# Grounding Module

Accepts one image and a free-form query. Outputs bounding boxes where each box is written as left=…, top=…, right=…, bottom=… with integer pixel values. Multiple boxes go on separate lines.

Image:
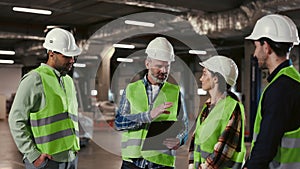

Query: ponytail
left=226, top=84, right=240, bottom=101
left=211, top=71, right=240, bottom=102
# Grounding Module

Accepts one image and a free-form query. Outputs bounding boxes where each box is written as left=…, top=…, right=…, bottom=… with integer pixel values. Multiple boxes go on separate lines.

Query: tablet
left=142, top=121, right=184, bottom=150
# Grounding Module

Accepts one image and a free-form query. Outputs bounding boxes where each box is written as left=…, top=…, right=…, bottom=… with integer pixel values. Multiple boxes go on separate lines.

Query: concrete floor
left=0, top=119, right=190, bottom=169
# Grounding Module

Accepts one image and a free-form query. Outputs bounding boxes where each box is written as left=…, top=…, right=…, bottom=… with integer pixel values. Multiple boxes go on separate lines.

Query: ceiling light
left=73, top=63, right=86, bottom=67
left=13, top=7, right=52, bottom=15
left=197, top=88, right=207, bottom=95
left=0, top=59, right=14, bottom=64
left=0, top=50, right=15, bottom=55
left=125, top=20, right=155, bottom=27
left=119, top=89, right=124, bottom=96
left=117, top=58, right=133, bottom=63
left=189, top=50, right=207, bottom=55
left=91, top=90, right=98, bottom=96
left=113, top=44, right=135, bottom=49
left=81, top=55, right=99, bottom=60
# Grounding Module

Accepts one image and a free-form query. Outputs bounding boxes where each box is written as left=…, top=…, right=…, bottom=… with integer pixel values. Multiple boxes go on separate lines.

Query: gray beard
left=149, top=72, right=167, bottom=84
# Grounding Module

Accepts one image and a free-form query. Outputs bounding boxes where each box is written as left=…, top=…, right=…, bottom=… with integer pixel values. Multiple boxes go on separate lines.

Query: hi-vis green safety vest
left=29, top=65, right=80, bottom=155
left=252, top=66, right=300, bottom=169
left=121, top=80, right=180, bottom=167
left=194, top=96, right=246, bottom=169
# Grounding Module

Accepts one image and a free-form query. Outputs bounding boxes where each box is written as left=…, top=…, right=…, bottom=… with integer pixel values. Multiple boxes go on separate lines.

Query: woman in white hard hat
left=244, top=14, right=300, bottom=169
left=189, top=55, right=246, bottom=169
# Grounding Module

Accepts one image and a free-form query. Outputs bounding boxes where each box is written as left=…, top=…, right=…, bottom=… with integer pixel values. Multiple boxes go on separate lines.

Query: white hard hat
left=200, top=55, right=238, bottom=87
left=43, top=28, right=82, bottom=57
left=245, top=14, right=300, bottom=45
left=145, top=37, right=175, bottom=62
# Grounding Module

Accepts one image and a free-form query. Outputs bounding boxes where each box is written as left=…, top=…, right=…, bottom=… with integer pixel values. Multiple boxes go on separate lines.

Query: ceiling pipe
left=0, top=32, right=44, bottom=41
left=96, top=0, right=203, bottom=13
left=0, top=31, right=86, bottom=56
left=186, top=0, right=300, bottom=38
left=3, top=0, right=300, bottom=58
left=101, top=0, right=300, bottom=38
left=2, top=0, right=300, bottom=42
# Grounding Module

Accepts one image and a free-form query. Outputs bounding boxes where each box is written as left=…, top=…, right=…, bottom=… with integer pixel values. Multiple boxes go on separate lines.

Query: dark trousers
left=24, top=156, right=78, bottom=169
left=121, top=160, right=173, bottom=169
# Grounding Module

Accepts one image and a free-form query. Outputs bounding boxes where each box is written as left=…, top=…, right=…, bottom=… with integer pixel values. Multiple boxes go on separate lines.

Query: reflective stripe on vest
left=252, top=66, right=300, bottom=168
left=30, top=112, right=78, bottom=127
left=30, top=66, right=80, bottom=155
left=121, top=80, right=180, bottom=167
left=194, top=96, right=246, bottom=169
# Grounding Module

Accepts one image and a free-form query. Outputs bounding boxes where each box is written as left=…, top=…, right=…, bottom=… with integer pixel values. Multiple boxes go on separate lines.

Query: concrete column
left=243, top=40, right=255, bottom=139
left=97, top=46, right=115, bottom=101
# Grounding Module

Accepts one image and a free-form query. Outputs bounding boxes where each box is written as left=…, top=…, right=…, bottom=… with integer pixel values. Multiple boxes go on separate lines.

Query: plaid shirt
left=115, top=75, right=188, bottom=169
left=189, top=99, right=242, bottom=169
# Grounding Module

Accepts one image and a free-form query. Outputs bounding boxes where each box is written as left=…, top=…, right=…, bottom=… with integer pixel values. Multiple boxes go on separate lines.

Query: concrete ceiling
left=0, top=0, right=299, bottom=65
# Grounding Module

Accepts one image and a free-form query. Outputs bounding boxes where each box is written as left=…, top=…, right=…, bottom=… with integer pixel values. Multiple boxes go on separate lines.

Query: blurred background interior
left=0, top=0, right=300, bottom=168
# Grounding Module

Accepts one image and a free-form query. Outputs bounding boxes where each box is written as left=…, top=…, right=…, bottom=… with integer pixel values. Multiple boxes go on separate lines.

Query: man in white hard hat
left=9, top=28, right=82, bottom=169
left=115, top=37, right=188, bottom=169
left=244, top=14, right=300, bottom=169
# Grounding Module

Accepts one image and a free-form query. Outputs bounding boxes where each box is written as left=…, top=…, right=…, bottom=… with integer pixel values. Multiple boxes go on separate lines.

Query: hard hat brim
left=61, top=49, right=82, bottom=57
left=43, top=43, right=82, bottom=57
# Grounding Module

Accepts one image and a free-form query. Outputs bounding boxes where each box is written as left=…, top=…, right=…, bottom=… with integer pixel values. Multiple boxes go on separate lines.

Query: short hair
left=258, top=38, right=293, bottom=57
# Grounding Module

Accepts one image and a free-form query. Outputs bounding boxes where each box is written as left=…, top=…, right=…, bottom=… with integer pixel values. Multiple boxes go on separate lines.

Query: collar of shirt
left=41, top=63, right=62, bottom=77
left=142, top=74, right=164, bottom=105
left=267, top=59, right=291, bottom=82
